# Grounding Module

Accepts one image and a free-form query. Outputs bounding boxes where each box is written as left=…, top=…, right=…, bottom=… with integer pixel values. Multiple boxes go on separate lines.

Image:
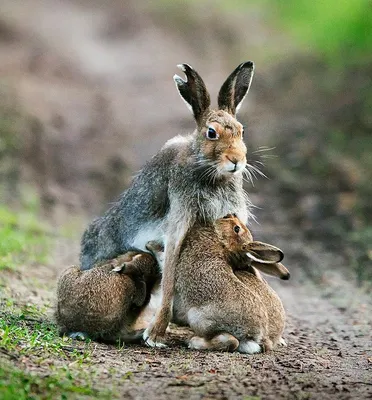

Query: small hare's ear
left=146, top=240, right=164, bottom=253
left=218, top=61, right=255, bottom=116
left=245, top=241, right=284, bottom=264
left=174, top=64, right=211, bottom=125
left=146, top=240, right=165, bottom=265
left=111, top=264, right=125, bottom=273
left=251, top=261, right=290, bottom=280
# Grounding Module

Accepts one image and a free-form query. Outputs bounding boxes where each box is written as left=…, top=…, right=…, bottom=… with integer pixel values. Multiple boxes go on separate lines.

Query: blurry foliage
left=349, top=228, right=372, bottom=287
left=269, top=0, right=372, bottom=66
left=158, top=0, right=372, bottom=66
left=0, top=190, right=50, bottom=270
left=0, top=87, right=23, bottom=202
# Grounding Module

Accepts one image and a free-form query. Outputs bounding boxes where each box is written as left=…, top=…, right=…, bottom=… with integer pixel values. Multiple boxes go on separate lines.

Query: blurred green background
left=0, top=0, right=371, bottom=285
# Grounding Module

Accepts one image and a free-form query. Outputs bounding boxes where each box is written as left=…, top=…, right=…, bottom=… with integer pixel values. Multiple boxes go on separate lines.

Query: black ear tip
left=240, top=61, right=255, bottom=70
left=177, top=63, right=194, bottom=73
left=281, top=272, right=290, bottom=280
left=278, top=251, right=284, bottom=262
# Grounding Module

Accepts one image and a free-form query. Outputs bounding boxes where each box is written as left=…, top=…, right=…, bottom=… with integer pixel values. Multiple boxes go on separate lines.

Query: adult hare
left=81, top=62, right=255, bottom=346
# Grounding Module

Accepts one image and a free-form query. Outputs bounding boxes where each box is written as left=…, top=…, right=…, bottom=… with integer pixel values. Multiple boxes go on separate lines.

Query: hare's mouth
left=220, top=159, right=246, bottom=175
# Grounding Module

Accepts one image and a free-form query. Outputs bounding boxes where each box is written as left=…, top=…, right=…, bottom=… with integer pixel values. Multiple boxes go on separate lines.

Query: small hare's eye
left=206, top=127, right=219, bottom=140
left=234, top=225, right=240, bottom=234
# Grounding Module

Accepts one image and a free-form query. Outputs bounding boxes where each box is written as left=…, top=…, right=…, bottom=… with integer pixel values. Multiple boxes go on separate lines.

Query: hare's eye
left=234, top=225, right=240, bottom=234
left=206, top=127, right=219, bottom=140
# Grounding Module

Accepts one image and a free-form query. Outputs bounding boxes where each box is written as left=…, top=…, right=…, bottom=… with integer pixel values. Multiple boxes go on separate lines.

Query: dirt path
left=0, top=1, right=371, bottom=398
left=1, top=242, right=371, bottom=400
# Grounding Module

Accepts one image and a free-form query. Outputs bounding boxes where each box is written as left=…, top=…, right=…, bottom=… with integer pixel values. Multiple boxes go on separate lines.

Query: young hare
left=80, top=62, right=256, bottom=346
left=55, top=251, right=159, bottom=342
left=160, top=214, right=288, bottom=353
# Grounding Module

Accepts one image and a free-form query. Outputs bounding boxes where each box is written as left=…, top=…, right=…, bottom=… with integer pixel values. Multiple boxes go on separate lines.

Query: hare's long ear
left=245, top=241, right=284, bottom=264
left=251, top=261, right=290, bottom=280
left=174, top=64, right=211, bottom=126
left=218, top=61, right=255, bottom=116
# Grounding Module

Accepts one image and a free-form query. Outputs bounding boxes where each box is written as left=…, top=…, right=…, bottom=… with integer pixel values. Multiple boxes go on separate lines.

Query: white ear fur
left=173, top=63, right=211, bottom=123
left=218, top=61, right=255, bottom=116
left=173, top=74, right=193, bottom=114
left=111, top=266, right=124, bottom=273
left=245, top=252, right=277, bottom=264
left=235, top=66, right=254, bottom=113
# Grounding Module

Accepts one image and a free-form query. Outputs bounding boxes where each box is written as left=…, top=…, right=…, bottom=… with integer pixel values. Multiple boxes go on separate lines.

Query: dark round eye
left=206, top=127, right=219, bottom=140
left=234, top=225, right=240, bottom=234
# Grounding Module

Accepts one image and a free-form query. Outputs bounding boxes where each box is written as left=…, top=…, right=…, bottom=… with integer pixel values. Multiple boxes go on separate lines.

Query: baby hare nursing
left=163, top=214, right=288, bottom=354
left=56, top=216, right=287, bottom=352
left=55, top=252, right=159, bottom=342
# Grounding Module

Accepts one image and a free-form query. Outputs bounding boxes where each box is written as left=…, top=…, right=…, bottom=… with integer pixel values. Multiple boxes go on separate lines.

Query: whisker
left=245, top=163, right=268, bottom=180
left=252, top=146, right=276, bottom=154
left=243, top=168, right=254, bottom=186
left=252, top=160, right=265, bottom=167
left=258, top=153, right=277, bottom=160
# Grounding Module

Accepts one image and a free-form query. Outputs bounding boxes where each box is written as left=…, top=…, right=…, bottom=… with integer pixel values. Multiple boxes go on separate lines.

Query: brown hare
left=55, top=251, right=160, bottom=342
left=146, top=214, right=288, bottom=354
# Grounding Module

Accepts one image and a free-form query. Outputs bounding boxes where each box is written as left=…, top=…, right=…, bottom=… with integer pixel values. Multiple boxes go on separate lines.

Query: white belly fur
left=128, top=222, right=164, bottom=251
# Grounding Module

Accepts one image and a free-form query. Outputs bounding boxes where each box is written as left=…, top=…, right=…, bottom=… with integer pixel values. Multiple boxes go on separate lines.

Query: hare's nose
left=227, top=156, right=239, bottom=165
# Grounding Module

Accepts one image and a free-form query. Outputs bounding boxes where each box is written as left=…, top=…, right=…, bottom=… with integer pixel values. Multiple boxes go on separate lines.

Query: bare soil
left=2, top=245, right=371, bottom=400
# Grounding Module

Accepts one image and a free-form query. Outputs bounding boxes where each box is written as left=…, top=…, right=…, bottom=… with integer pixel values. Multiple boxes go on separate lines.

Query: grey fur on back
left=80, top=62, right=255, bottom=271
left=81, top=136, right=251, bottom=270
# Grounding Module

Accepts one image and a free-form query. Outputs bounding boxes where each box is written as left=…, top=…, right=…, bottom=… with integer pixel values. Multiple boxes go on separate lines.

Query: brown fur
left=199, top=110, right=247, bottom=172
left=169, top=215, right=287, bottom=353
left=55, top=252, right=160, bottom=342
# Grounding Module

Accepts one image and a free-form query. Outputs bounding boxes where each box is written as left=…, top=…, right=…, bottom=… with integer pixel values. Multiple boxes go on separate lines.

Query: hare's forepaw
left=143, top=314, right=169, bottom=348
left=68, top=331, right=90, bottom=341
left=143, top=301, right=171, bottom=348
left=143, top=326, right=168, bottom=348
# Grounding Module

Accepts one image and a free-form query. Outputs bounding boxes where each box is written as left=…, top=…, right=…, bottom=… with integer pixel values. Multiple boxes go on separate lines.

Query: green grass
left=0, top=300, right=115, bottom=399
left=0, top=300, right=91, bottom=361
left=0, top=361, right=107, bottom=400
left=0, top=192, right=116, bottom=398
left=0, top=201, right=50, bottom=271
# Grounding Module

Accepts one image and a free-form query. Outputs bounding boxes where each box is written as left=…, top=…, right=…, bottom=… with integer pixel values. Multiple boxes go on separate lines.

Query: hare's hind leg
left=189, top=333, right=239, bottom=352
left=237, top=340, right=262, bottom=354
